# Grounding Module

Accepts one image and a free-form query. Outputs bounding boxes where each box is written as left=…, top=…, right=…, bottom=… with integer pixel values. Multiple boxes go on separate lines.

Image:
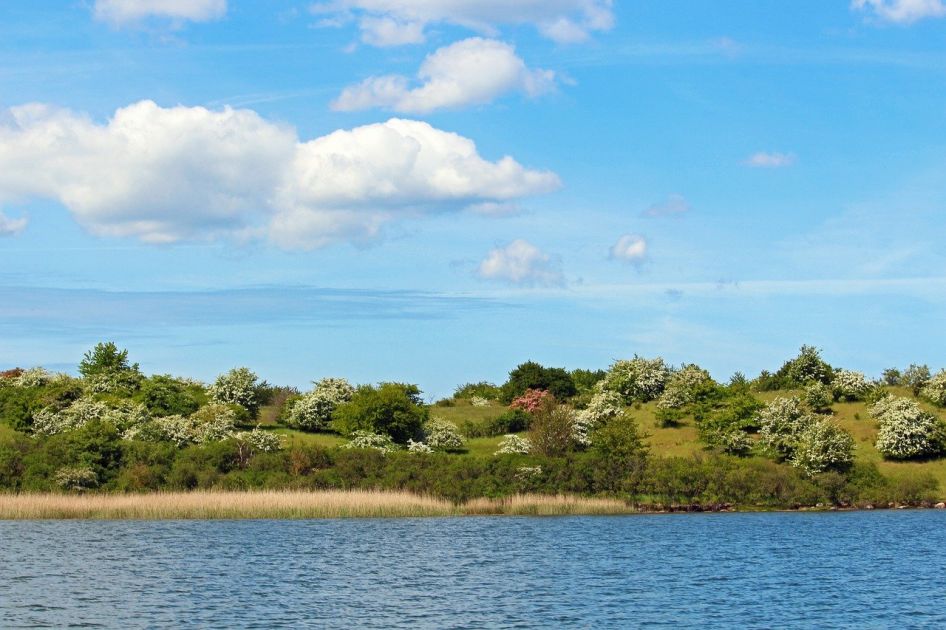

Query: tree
left=601, top=356, right=670, bottom=404
left=135, top=375, right=202, bottom=417
left=499, top=361, right=577, bottom=404
left=423, top=417, right=465, bottom=451
left=589, top=411, right=647, bottom=490
left=287, top=378, right=355, bottom=431
left=791, top=420, right=854, bottom=476
left=332, top=383, right=428, bottom=444
left=776, top=345, right=833, bottom=387
left=528, top=397, right=576, bottom=457
left=804, top=382, right=832, bottom=413
left=872, top=395, right=946, bottom=460
left=831, top=369, right=870, bottom=402
left=757, top=396, right=817, bottom=460
left=209, top=367, right=261, bottom=418
left=920, top=369, right=946, bottom=406
left=78, top=342, right=135, bottom=378
left=901, top=364, right=931, bottom=397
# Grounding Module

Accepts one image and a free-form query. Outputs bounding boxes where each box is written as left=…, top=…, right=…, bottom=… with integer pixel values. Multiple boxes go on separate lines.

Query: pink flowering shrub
left=510, top=389, right=554, bottom=413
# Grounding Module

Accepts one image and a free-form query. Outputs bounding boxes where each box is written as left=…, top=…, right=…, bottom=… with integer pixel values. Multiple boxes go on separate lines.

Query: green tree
left=528, top=397, right=576, bottom=457
left=332, top=383, right=428, bottom=444
left=500, top=361, right=577, bottom=404
left=78, top=342, right=136, bottom=378
left=209, top=367, right=262, bottom=418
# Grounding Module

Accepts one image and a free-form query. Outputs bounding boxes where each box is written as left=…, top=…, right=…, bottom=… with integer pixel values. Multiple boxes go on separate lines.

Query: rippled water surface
left=1, top=511, right=944, bottom=628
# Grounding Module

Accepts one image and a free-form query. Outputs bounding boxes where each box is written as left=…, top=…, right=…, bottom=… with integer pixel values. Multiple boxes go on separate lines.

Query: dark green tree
left=332, top=383, right=428, bottom=444
left=500, top=361, right=577, bottom=403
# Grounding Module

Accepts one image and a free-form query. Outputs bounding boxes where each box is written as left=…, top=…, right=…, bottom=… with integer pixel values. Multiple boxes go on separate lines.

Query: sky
left=1, top=0, right=946, bottom=398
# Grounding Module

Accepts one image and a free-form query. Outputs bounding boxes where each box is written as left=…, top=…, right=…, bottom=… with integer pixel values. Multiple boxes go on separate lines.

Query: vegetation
left=2, top=343, right=946, bottom=516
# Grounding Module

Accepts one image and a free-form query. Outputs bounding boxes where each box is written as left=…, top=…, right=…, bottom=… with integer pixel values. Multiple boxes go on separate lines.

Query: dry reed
left=0, top=491, right=638, bottom=520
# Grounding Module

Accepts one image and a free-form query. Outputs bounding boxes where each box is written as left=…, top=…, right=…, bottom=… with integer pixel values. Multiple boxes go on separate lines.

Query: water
left=1, top=511, right=944, bottom=628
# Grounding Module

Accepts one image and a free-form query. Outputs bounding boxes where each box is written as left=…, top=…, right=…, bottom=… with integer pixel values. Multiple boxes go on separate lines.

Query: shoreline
left=1, top=490, right=944, bottom=520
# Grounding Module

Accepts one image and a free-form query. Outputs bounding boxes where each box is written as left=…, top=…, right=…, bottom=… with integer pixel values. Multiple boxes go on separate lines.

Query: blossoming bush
left=407, top=439, right=434, bottom=453
left=424, top=417, right=465, bottom=451
left=209, top=367, right=261, bottom=417
left=920, top=369, right=946, bottom=406
left=341, top=430, right=396, bottom=453
left=790, top=419, right=854, bottom=476
left=510, top=388, right=553, bottom=413
left=12, top=367, right=54, bottom=388
left=54, top=466, right=99, bottom=491
left=287, top=377, right=355, bottom=430
left=872, top=395, right=946, bottom=460
left=470, top=396, right=490, bottom=408
left=602, top=356, right=670, bottom=403
left=495, top=434, right=532, bottom=455
left=757, top=396, right=817, bottom=459
left=707, top=428, right=753, bottom=456
left=656, top=364, right=714, bottom=410
left=831, top=369, right=870, bottom=402
left=573, top=388, right=623, bottom=446
left=234, top=427, right=282, bottom=453
left=32, top=398, right=150, bottom=437
left=804, top=382, right=832, bottom=413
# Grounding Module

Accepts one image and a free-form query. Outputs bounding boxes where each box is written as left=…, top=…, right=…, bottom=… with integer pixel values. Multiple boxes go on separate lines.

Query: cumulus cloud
left=94, top=0, right=228, bottom=26
left=851, top=0, right=946, bottom=23
left=0, top=210, right=27, bottom=236
left=333, top=38, right=556, bottom=114
left=745, top=152, right=796, bottom=168
left=643, top=194, right=690, bottom=217
left=610, top=234, right=647, bottom=265
left=477, top=239, right=564, bottom=286
left=310, top=0, right=614, bottom=46
left=0, top=101, right=560, bottom=249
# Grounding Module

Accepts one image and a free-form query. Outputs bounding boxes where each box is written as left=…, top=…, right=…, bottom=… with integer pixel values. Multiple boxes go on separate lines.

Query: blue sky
left=2, top=0, right=945, bottom=398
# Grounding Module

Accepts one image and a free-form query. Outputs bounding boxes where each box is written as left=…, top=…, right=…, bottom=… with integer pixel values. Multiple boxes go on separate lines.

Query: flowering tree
left=288, top=377, right=355, bottom=430
left=920, top=369, right=946, bottom=406
left=757, top=396, right=817, bottom=459
left=32, top=398, right=150, bottom=437
left=872, top=395, right=946, bottom=460
left=779, top=345, right=833, bottom=386
left=341, top=430, right=396, bottom=453
left=601, top=356, right=670, bottom=403
left=804, top=382, right=832, bottom=413
left=573, top=388, right=624, bottom=446
left=656, top=364, right=714, bottom=410
left=831, top=369, right=870, bottom=402
left=407, top=439, right=434, bottom=453
left=902, top=364, right=931, bottom=396
left=209, top=367, right=261, bottom=417
left=54, top=466, right=98, bottom=492
left=510, top=388, right=554, bottom=413
left=424, top=417, right=465, bottom=451
left=790, top=419, right=855, bottom=476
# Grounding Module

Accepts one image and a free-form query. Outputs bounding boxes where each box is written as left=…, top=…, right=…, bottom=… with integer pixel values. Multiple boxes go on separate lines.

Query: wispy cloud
left=744, top=152, right=796, bottom=168
left=643, top=194, right=690, bottom=217
left=477, top=240, right=564, bottom=287
left=852, top=0, right=946, bottom=24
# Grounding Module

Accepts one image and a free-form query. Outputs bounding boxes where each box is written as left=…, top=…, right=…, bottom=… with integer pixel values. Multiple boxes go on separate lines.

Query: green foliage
left=570, top=369, right=606, bottom=394
left=459, top=409, right=530, bottom=438
left=601, top=356, right=670, bottom=404
left=528, top=398, right=576, bottom=457
left=499, top=361, right=577, bottom=404
left=902, top=364, right=931, bottom=396
left=79, top=342, right=135, bottom=378
left=209, top=367, right=262, bottom=418
left=587, top=411, right=647, bottom=491
left=332, top=383, right=428, bottom=444
left=287, top=378, right=355, bottom=431
left=135, top=375, right=203, bottom=417
left=882, top=368, right=902, bottom=386
left=805, top=382, right=833, bottom=413
left=777, top=345, right=834, bottom=387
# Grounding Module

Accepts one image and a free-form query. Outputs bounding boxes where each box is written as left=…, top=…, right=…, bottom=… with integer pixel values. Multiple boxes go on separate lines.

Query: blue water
left=1, top=511, right=944, bottom=628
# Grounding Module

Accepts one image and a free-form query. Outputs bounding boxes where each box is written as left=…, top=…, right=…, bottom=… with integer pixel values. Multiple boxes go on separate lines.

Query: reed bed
left=0, top=491, right=638, bottom=520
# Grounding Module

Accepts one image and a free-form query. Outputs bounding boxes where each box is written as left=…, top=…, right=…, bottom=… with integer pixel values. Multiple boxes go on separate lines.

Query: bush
left=79, top=342, right=142, bottom=395
left=135, top=375, right=203, bottom=417
left=287, top=378, right=355, bottom=431
left=757, top=396, right=817, bottom=460
left=790, top=419, right=854, bottom=476
left=777, top=345, right=833, bottom=387
left=656, top=364, right=714, bottom=410
left=574, top=388, right=624, bottom=446
left=209, top=367, right=262, bottom=418
left=697, top=392, right=763, bottom=442
left=831, top=369, right=870, bottom=402
left=882, top=368, right=902, bottom=386
left=601, top=356, right=670, bottom=404
left=902, top=364, right=931, bottom=396
left=528, top=399, right=576, bottom=457
left=332, top=383, right=428, bottom=444
left=500, top=362, right=577, bottom=404
left=423, top=417, right=465, bottom=451
left=495, top=434, right=531, bottom=455
left=510, top=388, right=554, bottom=413
left=341, top=431, right=396, bottom=453
left=920, top=369, right=946, bottom=406
left=872, top=396, right=946, bottom=460
left=460, top=410, right=531, bottom=438
left=454, top=382, right=501, bottom=400
left=54, top=466, right=99, bottom=492
left=805, top=382, right=833, bottom=412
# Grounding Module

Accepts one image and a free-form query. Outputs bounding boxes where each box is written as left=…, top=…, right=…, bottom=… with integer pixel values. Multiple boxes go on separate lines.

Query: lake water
left=1, top=511, right=944, bottom=628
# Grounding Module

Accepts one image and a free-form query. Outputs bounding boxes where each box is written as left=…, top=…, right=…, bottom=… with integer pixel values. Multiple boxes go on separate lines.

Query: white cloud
left=852, top=0, right=946, bottom=23
left=745, top=151, right=796, bottom=168
left=0, top=210, right=27, bottom=236
left=610, top=234, right=647, bottom=265
left=0, top=101, right=559, bottom=250
left=643, top=194, right=690, bottom=217
left=477, top=239, right=564, bottom=286
left=94, top=0, right=227, bottom=26
left=310, top=0, right=614, bottom=46
left=333, top=38, right=556, bottom=114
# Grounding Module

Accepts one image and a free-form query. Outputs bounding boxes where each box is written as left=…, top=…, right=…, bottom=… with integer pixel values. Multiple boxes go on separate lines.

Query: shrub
left=790, top=420, right=855, bottom=476
left=697, top=393, right=763, bottom=440
left=144, top=404, right=237, bottom=447
left=805, top=382, right=833, bottom=412
left=470, top=396, right=490, bottom=408
left=588, top=411, right=648, bottom=489
left=920, top=369, right=946, bottom=406
left=341, top=431, right=396, bottom=453
left=332, top=383, right=428, bottom=444
left=233, top=427, right=282, bottom=453
left=872, top=396, right=946, bottom=460
left=902, top=364, right=931, bottom=396
left=573, top=388, right=624, bottom=446
left=499, top=361, right=577, bottom=404
left=656, top=364, right=714, bottom=410
left=709, top=429, right=753, bottom=456
left=777, top=345, right=833, bottom=387
left=407, top=439, right=434, bottom=453
left=135, top=375, right=203, bottom=417
left=495, top=434, right=532, bottom=455
left=454, top=381, right=501, bottom=400
left=757, top=396, right=817, bottom=460
left=882, top=368, right=902, bottom=386
left=831, top=369, right=870, bottom=402
left=601, top=356, right=670, bottom=404
left=424, top=417, right=465, bottom=451
left=54, top=465, right=98, bottom=491
left=288, top=378, right=355, bottom=431
left=510, top=388, right=554, bottom=413
left=13, top=367, right=55, bottom=388
left=209, top=367, right=262, bottom=418
left=32, top=398, right=150, bottom=437
left=528, top=399, right=576, bottom=457
left=79, top=342, right=142, bottom=395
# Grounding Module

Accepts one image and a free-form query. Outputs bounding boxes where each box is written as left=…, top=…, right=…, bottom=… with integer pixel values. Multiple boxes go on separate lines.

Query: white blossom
left=407, top=439, right=434, bottom=453
left=920, top=369, right=946, bottom=406
left=288, top=377, right=355, bottom=430
left=602, top=356, right=670, bottom=403
left=424, top=417, right=465, bottom=451
left=831, top=369, right=870, bottom=401
left=573, top=388, right=623, bottom=446
left=790, top=419, right=855, bottom=476
left=872, top=395, right=946, bottom=460
left=495, top=434, right=532, bottom=455
left=757, top=396, right=817, bottom=459
left=342, top=430, right=397, bottom=453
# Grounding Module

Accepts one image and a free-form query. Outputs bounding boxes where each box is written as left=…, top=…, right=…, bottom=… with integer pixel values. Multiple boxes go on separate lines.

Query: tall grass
left=0, top=491, right=636, bottom=520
